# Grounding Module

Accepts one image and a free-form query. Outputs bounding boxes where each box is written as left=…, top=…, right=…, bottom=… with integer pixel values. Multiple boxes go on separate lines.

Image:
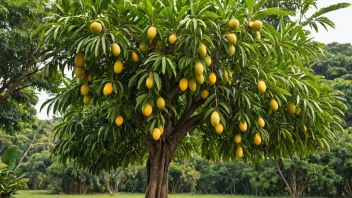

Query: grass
left=14, top=190, right=285, bottom=198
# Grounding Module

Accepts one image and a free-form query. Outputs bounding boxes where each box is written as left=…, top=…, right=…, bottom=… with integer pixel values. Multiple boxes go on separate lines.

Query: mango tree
left=36, top=0, right=347, bottom=197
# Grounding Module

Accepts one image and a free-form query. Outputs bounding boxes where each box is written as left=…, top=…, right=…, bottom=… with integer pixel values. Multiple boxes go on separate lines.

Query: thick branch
left=165, top=87, right=179, bottom=100
left=162, top=73, right=170, bottom=93
left=0, top=47, right=47, bottom=102
left=0, top=69, right=39, bottom=102
left=175, top=98, right=203, bottom=130
left=143, top=133, right=155, bottom=159
left=174, top=111, right=207, bottom=142
left=0, top=76, right=24, bottom=102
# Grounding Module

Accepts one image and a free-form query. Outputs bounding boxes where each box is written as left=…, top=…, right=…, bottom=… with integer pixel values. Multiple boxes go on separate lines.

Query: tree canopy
left=311, top=43, right=352, bottom=126
left=0, top=0, right=63, bottom=132
left=36, top=0, right=349, bottom=197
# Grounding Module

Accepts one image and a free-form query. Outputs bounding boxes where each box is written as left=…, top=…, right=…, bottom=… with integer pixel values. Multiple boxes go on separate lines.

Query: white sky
left=310, top=0, right=352, bottom=44
left=34, top=0, right=352, bottom=120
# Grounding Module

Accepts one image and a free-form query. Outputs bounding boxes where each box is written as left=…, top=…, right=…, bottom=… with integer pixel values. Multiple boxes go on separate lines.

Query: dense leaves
left=0, top=0, right=63, bottom=132
left=0, top=149, right=28, bottom=198
left=311, top=43, right=352, bottom=126
left=36, top=0, right=349, bottom=177
left=0, top=88, right=38, bottom=134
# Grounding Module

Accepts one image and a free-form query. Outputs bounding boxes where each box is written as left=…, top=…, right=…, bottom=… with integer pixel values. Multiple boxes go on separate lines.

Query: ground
left=14, top=191, right=288, bottom=198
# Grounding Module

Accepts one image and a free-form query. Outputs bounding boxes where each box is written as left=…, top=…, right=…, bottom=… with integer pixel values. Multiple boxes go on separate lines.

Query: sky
left=309, top=0, right=352, bottom=44
left=34, top=0, right=352, bottom=120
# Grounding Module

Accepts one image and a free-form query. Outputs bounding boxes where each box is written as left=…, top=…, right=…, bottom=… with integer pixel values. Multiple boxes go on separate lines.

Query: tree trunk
left=145, top=138, right=176, bottom=198
left=115, top=179, right=119, bottom=194
left=275, top=161, right=294, bottom=197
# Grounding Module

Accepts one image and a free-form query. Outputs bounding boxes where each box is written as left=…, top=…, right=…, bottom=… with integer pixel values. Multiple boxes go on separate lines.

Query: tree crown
left=37, top=0, right=347, bottom=174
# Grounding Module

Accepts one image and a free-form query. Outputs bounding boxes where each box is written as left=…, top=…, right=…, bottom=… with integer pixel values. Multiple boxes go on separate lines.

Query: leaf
left=311, top=3, right=351, bottom=18
left=254, top=0, right=267, bottom=13
left=137, top=73, right=149, bottom=90
left=204, top=108, right=214, bottom=120
left=203, top=93, right=215, bottom=108
left=101, top=35, right=107, bottom=54
left=31, top=23, right=57, bottom=38
left=2, top=148, right=18, bottom=170
left=166, top=58, right=176, bottom=77
left=161, top=57, right=166, bottom=74
left=254, top=8, right=295, bottom=20
left=153, top=72, right=161, bottom=91
left=245, top=0, right=256, bottom=13
left=273, top=87, right=291, bottom=96
left=135, top=94, right=148, bottom=109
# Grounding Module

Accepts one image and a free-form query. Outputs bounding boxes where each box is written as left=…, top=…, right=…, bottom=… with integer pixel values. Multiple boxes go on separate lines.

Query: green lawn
left=14, top=190, right=284, bottom=198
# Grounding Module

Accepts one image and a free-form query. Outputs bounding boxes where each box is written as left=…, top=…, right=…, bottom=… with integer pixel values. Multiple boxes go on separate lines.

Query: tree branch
left=174, top=97, right=203, bottom=131
left=162, top=73, right=170, bottom=93
left=0, top=46, right=52, bottom=102
left=15, top=84, right=36, bottom=92
left=174, top=111, right=207, bottom=142
left=0, top=75, right=24, bottom=102
left=143, top=133, right=155, bottom=158
left=276, top=160, right=293, bottom=196
left=0, top=64, right=9, bottom=88
left=165, top=87, right=180, bottom=100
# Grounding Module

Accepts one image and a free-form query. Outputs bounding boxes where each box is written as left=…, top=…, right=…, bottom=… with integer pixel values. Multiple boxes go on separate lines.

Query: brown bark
left=0, top=48, right=50, bottom=103
left=143, top=77, right=208, bottom=198
left=145, top=129, right=178, bottom=198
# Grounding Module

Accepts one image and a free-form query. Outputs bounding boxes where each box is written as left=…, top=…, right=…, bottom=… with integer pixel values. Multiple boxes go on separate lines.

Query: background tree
left=0, top=0, right=63, bottom=133
left=36, top=0, right=349, bottom=197
left=0, top=0, right=62, bottom=101
left=0, top=88, right=38, bottom=134
left=1, top=120, right=351, bottom=196
left=317, top=128, right=352, bottom=196
left=311, top=43, right=352, bottom=126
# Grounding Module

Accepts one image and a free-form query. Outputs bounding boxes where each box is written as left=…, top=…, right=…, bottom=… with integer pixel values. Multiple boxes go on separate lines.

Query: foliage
left=0, top=0, right=63, bottom=132
left=241, top=161, right=281, bottom=196
left=168, top=163, right=200, bottom=193
left=2, top=118, right=352, bottom=196
left=311, top=43, right=352, bottom=126
left=37, top=0, right=348, bottom=175
left=316, top=128, right=352, bottom=196
left=1, top=149, right=18, bottom=170
left=265, top=0, right=351, bottom=31
left=20, top=151, right=54, bottom=190
left=0, top=149, right=28, bottom=198
left=11, top=191, right=257, bottom=198
left=0, top=89, right=38, bottom=134
left=46, top=162, right=101, bottom=194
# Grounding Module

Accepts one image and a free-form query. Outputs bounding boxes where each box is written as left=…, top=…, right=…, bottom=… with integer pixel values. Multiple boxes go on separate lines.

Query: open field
left=14, top=191, right=287, bottom=198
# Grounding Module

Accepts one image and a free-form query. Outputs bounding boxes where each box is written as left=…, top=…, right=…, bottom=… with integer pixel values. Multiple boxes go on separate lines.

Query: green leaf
left=153, top=72, right=161, bottom=91
left=311, top=3, right=351, bottom=18
left=245, top=0, right=256, bottom=13
left=135, top=94, right=148, bottom=109
left=31, top=23, right=57, bottom=38
left=2, top=148, right=18, bottom=170
left=137, top=73, right=149, bottom=90
left=273, top=87, right=291, bottom=96
left=254, top=0, right=267, bottom=13
left=254, top=8, right=295, bottom=20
